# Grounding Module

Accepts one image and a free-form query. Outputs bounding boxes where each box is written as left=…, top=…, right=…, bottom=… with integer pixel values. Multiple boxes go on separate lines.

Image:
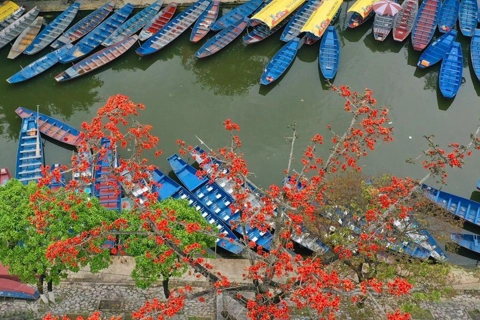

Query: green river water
left=0, top=5, right=480, bottom=263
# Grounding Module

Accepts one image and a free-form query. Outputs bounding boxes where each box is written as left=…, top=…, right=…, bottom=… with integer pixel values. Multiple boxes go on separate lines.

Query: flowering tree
left=36, top=89, right=480, bottom=320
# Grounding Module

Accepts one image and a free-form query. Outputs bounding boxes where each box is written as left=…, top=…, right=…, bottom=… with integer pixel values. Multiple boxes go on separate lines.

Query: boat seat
left=475, top=235, right=479, bottom=247
left=19, top=162, right=42, bottom=168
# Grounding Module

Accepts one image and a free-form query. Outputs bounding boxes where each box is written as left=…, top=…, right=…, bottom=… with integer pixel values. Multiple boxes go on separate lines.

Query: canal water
left=1, top=5, right=480, bottom=264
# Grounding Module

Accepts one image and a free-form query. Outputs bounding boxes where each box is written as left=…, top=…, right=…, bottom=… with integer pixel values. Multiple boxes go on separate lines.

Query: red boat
left=190, top=1, right=220, bottom=43
left=0, top=168, right=11, bottom=185
left=138, top=3, right=178, bottom=42
left=0, top=263, right=20, bottom=281
left=392, top=0, right=419, bottom=42
left=0, top=278, right=39, bottom=300
left=411, top=0, right=441, bottom=51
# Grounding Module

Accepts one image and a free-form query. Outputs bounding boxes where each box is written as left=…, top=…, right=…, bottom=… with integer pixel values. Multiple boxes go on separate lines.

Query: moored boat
left=417, top=29, right=457, bottom=68
left=301, top=0, right=343, bottom=43
left=0, top=6, right=40, bottom=50
left=7, top=16, right=43, bottom=59
left=437, top=0, right=459, bottom=33
left=15, top=116, right=44, bottom=185
left=319, top=26, right=340, bottom=80
left=260, top=37, right=300, bottom=85
left=150, top=168, right=244, bottom=254
left=102, top=0, right=162, bottom=46
left=49, top=163, right=66, bottom=191
left=243, top=16, right=289, bottom=44
left=0, top=168, right=11, bottom=186
left=346, top=0, right=375, bottom=28
left=94, top=138, right=121, bottom=212
left=136, top=0, right=210, bottom=56
left=190, top=0, right=220, bottom=43
left=0, top=1, right=25, bottom=32
left=459, top=0, right=478, bottom=37
left=60, top=3, right=134, bottom=64
left=50, top=1, right=115, bottom=49
left=195, top=18, right=248, bottom=58
left=392, top=0, right=418, bottom=42
left=15, top=106, right=83, bottom=147
left=250, top=0, right=306, bottom=31
left=72, top=148, right=93, bottom=196
left=6, top=44, right=72, bottom=84
left=55, top=35, right=138, bottom=82
left=471, top=29, right=480, bottom=82
left=24, top=2, right=80, bottom=55
left=438, top=41, right=462, bottom=98
left=138, top=3, right=177, bottom=41
left=0, top=278, right=39, bottom=300
left=280, top=0, right=322, bottom=42
left=411, top=0, right=441, bottom=51
left=451, top=233, right=480, bottom=254
left=372, top=14, right=395, bottom=41
left=211, top=0, right=263, bottom=31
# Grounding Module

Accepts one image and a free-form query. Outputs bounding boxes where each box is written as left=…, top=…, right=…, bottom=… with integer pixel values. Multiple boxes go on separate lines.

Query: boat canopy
left=251, top=0, right=307, bottom=29
left=347, top=0, right=375, bottom=18
left=301, top=0, right=343, bottom=36
left=0, top=1, right=20, bottom=21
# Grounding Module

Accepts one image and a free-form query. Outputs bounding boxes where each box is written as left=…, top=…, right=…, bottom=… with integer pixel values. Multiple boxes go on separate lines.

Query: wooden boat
left=102, top=0, right=162, bottom=46
left=15, top=106, right=83, bottom=147
left=243, top=16, right=289, bottom=44
left=451, top=233, right=480, bottom=254
left=439, top=42, right=462, bottom=98
left=411, top=0, right=441, bottom=51
left=372, top=14, right=394, bottom=41
left=6, top=44, right=72, bottom=84
left=392, top=0, right=418, bottom=42
left=459, top=0, right=478, bottom=37
left=0, top=263, right=20, bottom=281
left=260, top=37, right=300, bottom=85
left=138, top=3, right=177, bottom=42
left=471, top=29, right=480, bottom=82
left=7, top=16, right=43, bottom=59
left=94, top=138, right=121, bottom=212
left=24, top=3, right=80, bottom=55
left=437, top=0, right=459, bottom=33
left=60, top=3, right=134, bottom=64
left=0, top=1, right=25, bottom=32
left=195, top=18, right=248, bottom=58
left=250, top=0, right=306, bottom=30
left=15, top=116, right=44, bottom=185
left=0, top=6, right=40, bottom=50
left=167, top=154, right=274, bottom=250
left=422, top=184, right=480, bottom=226
left=280, top=0, right=322, bottom=42
left=302, top=0, right=343, bottom=44
left=346, top=0, right=375, bottom=28
left=417, top=30, right=457, bottom=68
left=72, top=149, right=93, bottom=196
left=319, top=26, right=340, bottom=80
left=150, top=168, right=244, bottom=254
left=55, top=35, right=138, bottom=82
left=211, top=0, right=263, bottom=31
left=190, top=0, right=220, bottom=43
left=50, top=1, right=115, bottom=49
left=0, top=168, right=11, bottom=186
left=49, top=163, right=66, bottom=191
left=0, top=278, right=39, bottom=300
left=136, top=0, right=210, bottom=56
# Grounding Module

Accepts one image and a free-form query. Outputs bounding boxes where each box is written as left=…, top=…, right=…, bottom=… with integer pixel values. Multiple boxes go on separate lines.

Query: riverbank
left=15, top=0, right=245, bottom=12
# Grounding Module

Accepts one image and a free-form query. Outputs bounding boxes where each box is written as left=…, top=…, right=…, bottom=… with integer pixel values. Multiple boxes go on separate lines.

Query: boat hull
left=411, top=0, right=441, bottom=51
left=190, top=0, right=220, bottom=43
left=260, top=38, right=300, bottom=85
left=439, top=42, right=462, bottom=98
left=392, top=0, right=419, bottom=42
left=319, top=26, right=340, bottom=79
left=471, top=29, right=480, bottom=82
left=15, top=116, right=44, bottom=185
left=417, top=30, right=457, bottom=68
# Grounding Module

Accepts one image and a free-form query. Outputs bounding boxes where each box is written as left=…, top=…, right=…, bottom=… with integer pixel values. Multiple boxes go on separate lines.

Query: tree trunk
left=162, top=278, right=170, bottom=299
left=36, top=274, right=45, bottom=294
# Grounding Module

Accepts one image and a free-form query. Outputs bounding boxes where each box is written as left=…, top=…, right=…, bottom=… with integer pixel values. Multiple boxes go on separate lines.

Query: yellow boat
left=301, top=0, right=343, bottom=38
left=0, top=1, right=20, bottom=21
left=346, top=0, right=376, bottom=28
left=251, top=0, right=307, bottom=29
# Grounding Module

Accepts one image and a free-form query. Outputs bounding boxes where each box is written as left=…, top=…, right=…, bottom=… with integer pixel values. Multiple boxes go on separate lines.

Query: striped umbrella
left=372, top=0, right=402, bottom=16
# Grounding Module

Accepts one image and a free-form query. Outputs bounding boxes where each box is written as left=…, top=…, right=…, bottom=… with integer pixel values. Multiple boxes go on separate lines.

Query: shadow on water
left=297, top=43, right=318, bottom=63
left=258, top=60, right=300, bottom=96
left=414, top=65, right=439, bottom=93
left=445, top=242, right=480, bottom=264
left=470, top=190, right=480, bottom=203
left=341, top=23, right=371, bottom=43
left=406, top=44, right=422, bottom=67
left=436, top=87, right=454, bottom=111
left=468, top=63, right=480, bottom=96
left=363, top=34, right=405, bottom=54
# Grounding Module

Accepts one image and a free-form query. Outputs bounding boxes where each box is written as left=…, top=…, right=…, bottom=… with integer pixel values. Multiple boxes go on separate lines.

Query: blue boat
left=102, top=0, right=162, bottom=46
left=437, top=0, right=459, bottom=33
left=422, top=184, right=480, bottom=226
left=210, top=0, right=263, bottom=31
left=60, top=3, right=134, bottom=64
left=417, top=29, right=457, bottom=68
left=471, top=29, right=480, bottom=82
left=150, top=168, right=244, bottom=254
left=280, top=0, right=322, bottom=42
left=411, top=0, right=441, bottom=51
left=195, top=18, right=248, bottom=58
left=439, top=41, right=463, bottom=98
left=49, top=163, right=66, bottom=191
left=451, top=233, right=480, bottom=254
left=72, top=148, right=93, bottom=196
left=260, top=37, right=300, bottom=85
left=94, top=138, right=122, bottom=212
left=51, top=1, right=115, bottom=49
left=167, top=154, right=274, bottom=251
left=459, top=0, right=478, bottom=37
left=24, top=2, right=81, bottom=55
left=15, top=116, right=44, bottom=185
left=0, top=278, right=39, bottom=300
left=190, top=0, right=220, bottom=43
left=15, top=106, right=83, bottom=147
left=319, top=26, right=340, bottom=80
left=136, top=0, right=211, bottom=56
left=243, top=17, right=290, bottom=44
left=7, top=44, right=73, bottom=84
